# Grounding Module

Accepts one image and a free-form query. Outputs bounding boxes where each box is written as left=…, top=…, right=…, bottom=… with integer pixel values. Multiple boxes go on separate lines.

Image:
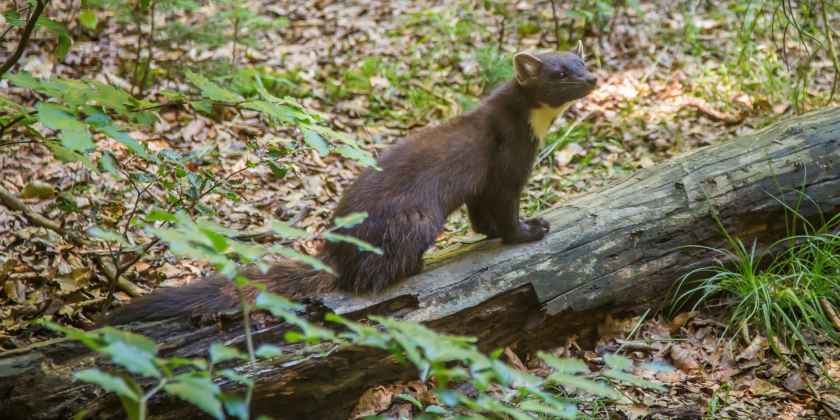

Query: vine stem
left=0, top=0, right=48, bottom=76
left=234, top=282, right=258, bottom=409
left=138, top=378, right=168, bottom=420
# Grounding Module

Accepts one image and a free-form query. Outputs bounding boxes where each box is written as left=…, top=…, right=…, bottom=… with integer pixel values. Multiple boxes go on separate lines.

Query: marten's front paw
left=524, top=217, right=549, bottom=233
left=502, top=218, right=548, bottom=244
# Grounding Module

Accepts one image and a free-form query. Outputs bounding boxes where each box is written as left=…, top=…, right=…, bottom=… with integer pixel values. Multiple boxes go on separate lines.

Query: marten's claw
left=524, top=217, right=550, bottom=233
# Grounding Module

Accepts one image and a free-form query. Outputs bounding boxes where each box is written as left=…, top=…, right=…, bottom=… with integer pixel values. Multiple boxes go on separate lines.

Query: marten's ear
left=513, top=53, right=544, bottom=87
left=576, top=40, right=585, bottom=59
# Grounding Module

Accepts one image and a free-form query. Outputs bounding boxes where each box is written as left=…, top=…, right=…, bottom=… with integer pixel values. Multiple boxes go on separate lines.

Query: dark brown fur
left=102, top=51, right=597, bottom=325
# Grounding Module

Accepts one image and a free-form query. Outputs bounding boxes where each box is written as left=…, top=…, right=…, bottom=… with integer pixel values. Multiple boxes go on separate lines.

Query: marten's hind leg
left=335, top=207, right=442, bottom=293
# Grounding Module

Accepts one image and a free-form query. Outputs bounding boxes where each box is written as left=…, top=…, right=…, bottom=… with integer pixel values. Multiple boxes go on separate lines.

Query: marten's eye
left=558, top=72, right=566, bottom=79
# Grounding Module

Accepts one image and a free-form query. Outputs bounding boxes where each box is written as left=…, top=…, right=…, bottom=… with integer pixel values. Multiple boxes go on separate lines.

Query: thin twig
left=0, top=0, right=48, bottom=76
left=230, top=10, right=240, bottom=86
left=821, top=0, right=840, bottom=103
left=0, top=185, right=146, bottom=300
left=137, top=1, right=156, bottom=96
left=549, top=0, right=561, bottom=50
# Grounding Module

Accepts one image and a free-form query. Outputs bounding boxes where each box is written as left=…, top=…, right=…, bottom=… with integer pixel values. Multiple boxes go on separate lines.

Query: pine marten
left=102, top=50, right=598, bottom=325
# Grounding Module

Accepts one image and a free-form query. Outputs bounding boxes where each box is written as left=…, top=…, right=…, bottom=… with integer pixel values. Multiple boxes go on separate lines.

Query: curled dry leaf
left=619, top=402, right=652, bottom=420
left=351, top=386, right=393, bottom=418
left=670, top=344, right=701, bottom=375
left=504, top=347, right=528, bottom=372
left=666, top=312, right=698, bottom=334
left=4, top=279, right=27, bottom=303
left=736, top=335, right=768, bottom=361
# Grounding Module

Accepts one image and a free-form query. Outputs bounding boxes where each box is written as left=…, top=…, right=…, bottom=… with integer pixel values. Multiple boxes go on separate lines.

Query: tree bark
left=2, top=107, right=840, bottom=420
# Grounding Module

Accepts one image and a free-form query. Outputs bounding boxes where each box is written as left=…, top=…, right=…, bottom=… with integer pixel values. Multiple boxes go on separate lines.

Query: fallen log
left=2, top=107, right=840, bottom=420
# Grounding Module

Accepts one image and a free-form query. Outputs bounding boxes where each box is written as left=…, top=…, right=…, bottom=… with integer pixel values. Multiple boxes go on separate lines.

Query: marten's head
left=512, top=50, right=597, bottom=108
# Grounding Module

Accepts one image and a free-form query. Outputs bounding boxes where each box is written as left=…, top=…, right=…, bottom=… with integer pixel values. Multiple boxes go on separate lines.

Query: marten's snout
left=585, top=75, right=597, bottom=87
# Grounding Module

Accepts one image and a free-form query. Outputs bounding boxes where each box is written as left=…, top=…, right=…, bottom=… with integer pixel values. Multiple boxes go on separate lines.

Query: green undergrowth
left=672, top=173, right=840, bottom=388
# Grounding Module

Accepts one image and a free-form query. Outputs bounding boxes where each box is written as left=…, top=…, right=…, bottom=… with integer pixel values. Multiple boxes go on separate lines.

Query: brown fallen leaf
left=504, top=347, right=528, bottom=372
left=351, top=386, right=393, bottom=418
left=743, top=378, right=786, bottom=398
left=736, top=335, right=768, bottom=361
left=4, top=279, right=27, bottom=303
left=782, top=370, right=809, bottom=394
left=666, top=312, right=698, bottom=334
left=620, top=402, right=652, bottom=420
left=54, top=268, right=92, bottom=295
left=670, top=344, right=701, bottom=375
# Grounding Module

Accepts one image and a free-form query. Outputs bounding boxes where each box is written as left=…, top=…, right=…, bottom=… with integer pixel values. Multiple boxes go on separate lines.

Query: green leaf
left=195, top=203, right=216, bottom=217
left=164, top=374, right=223, bottom=420
left=158, top=89, right=185, bottom=101
left=334, top=145, right=377, bottom=167
left=424, top=405, right=453, bottom=415
left=217, top=369, right=253, bottom=387
left=96, top=124, right=152, bottom=161
left=324, top=232, right=382, bottom=255
left=87, top=81, right=133, bottom=115
left=269, top=246, right=334, bottom=273
left=184, top=69, right=242, bottom=103
left=44, top=140, right=97, bottom=172
left=36, top=102, right=85, bottom=132
left=604, top=369, right=668, bottom=391
left=60, top=130, right=95, bottom=152
left=333, top=212, right=367, bottom=229
left=397, top=394, right=423, bottom=410
left=254, top=292, right=304, bottom=315
left=189, top=100, right=214, bottom=114
left=39, top=320, right=106, bottom=350
left=4, top=72, right=40, bottom=89
left=539, top=353, right=588, bottom=374
left=243, top=100, right=293, bottom=123
left=88, top=227, right=130, bottom=246
left=36, top=16, right=73, bottom=59
left=518, top=400, right=575, bottom=419
left=255, top=344, right=282, bottom=359
left=146, top=210, right=176, bottom=222
left=641, top=362, right=676, bottom=372
left=200, top=228, right=229, bottom=253
left=301, top=128, right=329, bottom=155
left=269, top=220, right=308, bottom=239
left=219, top=394, right=249, bottom=420
left=4, top=10, right=24, bottom=27
left=97, top=150, right=121, bottom=177
left=79, top=10, right=97, bottom=29
left=209, top=343, right=247, bottom=364
left=101, top=340, right=160, bottom=378
left=603, top=353, right=631, bottom=370
left=267, top=160, right=287, bottom=179
left=74, top=369, right=141, bottom=401
left=546, top=372, right=620, bottom=398
left=158, top=149, right=183, bottom=161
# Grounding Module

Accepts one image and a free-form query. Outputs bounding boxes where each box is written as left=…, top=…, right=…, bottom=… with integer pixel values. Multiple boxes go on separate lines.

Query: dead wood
left=2, top=107, right=839, bottom=420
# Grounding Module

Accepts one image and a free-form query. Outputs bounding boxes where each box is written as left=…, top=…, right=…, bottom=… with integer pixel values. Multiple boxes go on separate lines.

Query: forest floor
left=1, top=0, right=840, bottom=418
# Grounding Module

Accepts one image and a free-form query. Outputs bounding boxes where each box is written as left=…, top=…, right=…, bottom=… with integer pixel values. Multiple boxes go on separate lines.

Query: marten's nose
left=586, top=75, right=598, bottom=87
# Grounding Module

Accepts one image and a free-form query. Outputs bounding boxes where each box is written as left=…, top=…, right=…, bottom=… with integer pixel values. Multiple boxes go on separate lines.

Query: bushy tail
left=100, top=258, right=334, bottom=325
